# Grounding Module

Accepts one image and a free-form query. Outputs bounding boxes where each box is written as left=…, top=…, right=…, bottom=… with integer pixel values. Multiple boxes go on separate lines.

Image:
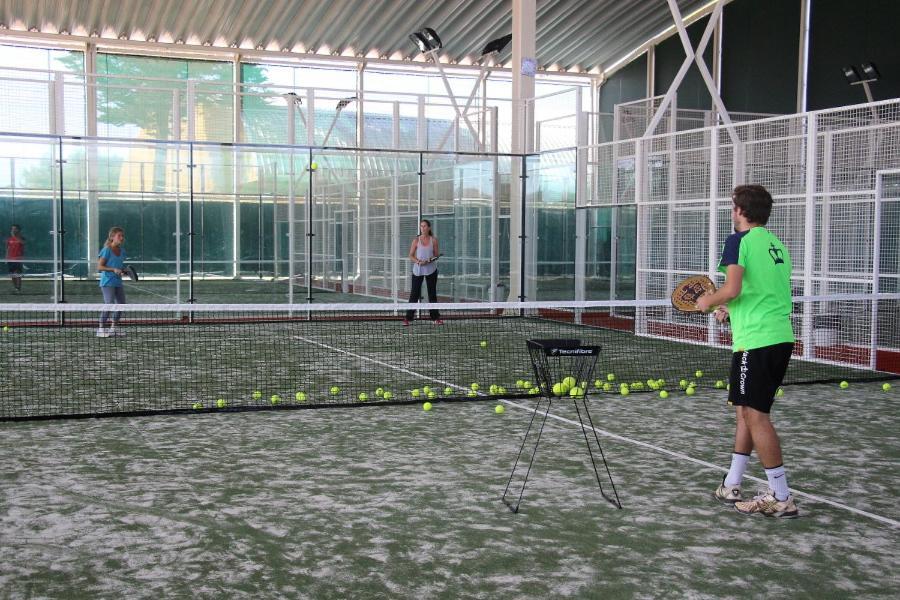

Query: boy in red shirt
left=6, top=224, right=24, bottom=292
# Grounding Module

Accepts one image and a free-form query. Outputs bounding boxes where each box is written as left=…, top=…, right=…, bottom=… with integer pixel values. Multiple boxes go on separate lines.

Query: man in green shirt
left=697, top=185, right=798, bottom=518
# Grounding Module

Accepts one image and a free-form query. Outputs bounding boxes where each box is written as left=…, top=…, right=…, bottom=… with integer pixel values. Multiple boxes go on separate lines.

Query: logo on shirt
left=768, top=243, right=785, bottom=265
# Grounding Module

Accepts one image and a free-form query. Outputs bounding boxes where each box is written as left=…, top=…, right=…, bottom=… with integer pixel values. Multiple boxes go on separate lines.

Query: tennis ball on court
left=569, top=386, right=584, bottom=397
left=489, top=384, right=498, bottom=394
left=686, top=387, right=696, bottom=396
left=467, top=390, right=477, bottom=397
left=192, top=402, right=202, bottom=410
left=659, top=390, right=669, bottom=399
left=523, top=381, right=531, bottom=389
left=607, top=373, right=616, bottom=382
left=594, top=379, right=603, bottom=389
left=422, top=385, right=431, bottom=393
left=383, top=391, right=393, bottom=400
left=375, top=387, right=384, bottom=397
left=216, top=398, right=226, bottom=408
left=840, top=381, right=849, bottom=389
left=2, top=325, right=8, bottom=333
left=480, top=340, right=488, bottom=348
left=602, top=382, right=612, bottom=392
left=411, top=388, right=421, bottom=397
left=498, top=386, right=507, bottom=394
left=715, top=380, right=725, bottom=389
left=516, top=379, right=524, bottom=388
left=358, top=392, right=369, bottom=401
left=310, top=162, right=318, bottom=171
left=270, top=394, right=281, bottom=405
left=530, top=387, right=540, bottom=395
left=444, top=387, right=453, bottom=395
left=695, top=370, right=704, bottom=378
left=295, top=391, right=307, bottom=402
left=552, top=382, right=565, bottom=396
left=423, top=402, right=432, bottom=411
left=428, top=391, right=436, bottom=399
left=620, top=386, right=630, bottom=396
left=562, top=376, right=576, bottom=389
left=252, top=390, right=262, bottom=400
left=656, top=379, right=666, bottom=387
left=495, top=404, right=505, bottom=414
left=679, top=379, right=688, bottom=389
left=330, top=386, right=340, bottom=395
left=883, top=383, right=892, bottom=392
left=470, top=383, right=480, bottom=391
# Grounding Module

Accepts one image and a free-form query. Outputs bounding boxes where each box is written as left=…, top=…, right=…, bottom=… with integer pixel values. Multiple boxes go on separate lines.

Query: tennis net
left=1, top=296, right=897, bottom=420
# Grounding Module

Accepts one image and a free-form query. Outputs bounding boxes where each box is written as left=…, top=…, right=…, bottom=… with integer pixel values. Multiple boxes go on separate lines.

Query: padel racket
left=419, top=254, right=441, bottom=264
left=671, top=275, right=715, bottom=313
left=123, top=265, right=139, bottom=282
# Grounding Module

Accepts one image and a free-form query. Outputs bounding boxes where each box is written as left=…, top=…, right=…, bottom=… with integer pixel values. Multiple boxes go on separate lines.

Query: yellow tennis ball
left=423, top=386, right=431, bottom=394
left=562, top=376, right=576, bottom=389
left=383, top=391, right=393, bottom=400
left=602, top=382, right=612, bottom=392
left=295, top=391, right=307, bottom=402
left=252, top=390, right=262, bottom=400
left=375, top=387, right=384, bottom=397
left=656, top=379, right=665, bottom=387
left=695, top=370, right=704, bottom=378
left=516, top=380, right=524, bottom=388
left=270, top=394, right=280, bottom=404
left=479, top=341, right=488, bottom=348
left=470, top=383, right=480, bottom=391
left=495, top=404, right=505, bottom=414
left=497, top=386, right=507, bottom=394
left=358, top=392, right=369, bottom=401
left=192, top=402, right=203, bottom=410
left=330, top=386, right=340, bottom=395
left=659, top=390, right=669, bottom=399
left=594, top=379, right=603, bottom=388
left=443, top=387, right=453, bottom=395
left=840, top=381, right=849, bottom=389
left=552, top=382, right=565, bottom=396
left=715, top=380, right=725, bottom=389
left=2, top=325, right=8, bottom=333
left=467, top=390, right=477, bottom=397
left=310, top=162, right=318, bottom=170
left=569, top=386, right=584, bottom=397
left=411, top=388, right=421, bottom=397
left=686, top=387, right=696, bottom=396
left=883, top=383, right=892, bottom=392
left=522, top=381, right=531, bottom=389
left=489, top=384, right=498, bottom=394
left=607, top=373, right=615, bottom=382
left=620, top=386, right=630, bottom=396
left=427, top=391, right=436, bottom=399
left=423, top=402, right=432, bottom=411
left=530, top=387, right=540, bottom=395
left=216, top=398, right=226, bottom=408
left=679, top=379, right=688, bottom=389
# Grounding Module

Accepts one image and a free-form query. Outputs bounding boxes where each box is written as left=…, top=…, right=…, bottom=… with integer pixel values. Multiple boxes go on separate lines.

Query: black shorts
left=728, top=342, right=794, bottom=414
left=7, top=262, right=22, bottom=274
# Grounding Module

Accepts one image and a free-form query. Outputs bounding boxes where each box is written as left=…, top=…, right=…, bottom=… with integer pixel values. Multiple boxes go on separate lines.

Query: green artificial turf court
left=1, top=381, right=898, bottom=598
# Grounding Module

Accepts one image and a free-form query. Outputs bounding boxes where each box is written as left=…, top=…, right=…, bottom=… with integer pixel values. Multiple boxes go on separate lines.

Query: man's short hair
left=732, top=185, right=773, bottom=225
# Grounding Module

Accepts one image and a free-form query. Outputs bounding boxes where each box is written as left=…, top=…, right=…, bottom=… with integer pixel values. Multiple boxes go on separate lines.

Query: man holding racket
left=696, top=184, right=798, bottom=518
left=404, top=219, right=443, bottom=326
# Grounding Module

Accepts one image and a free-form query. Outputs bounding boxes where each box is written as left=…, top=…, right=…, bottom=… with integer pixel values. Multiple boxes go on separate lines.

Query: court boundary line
left=297, top=334, right=900, bottom=529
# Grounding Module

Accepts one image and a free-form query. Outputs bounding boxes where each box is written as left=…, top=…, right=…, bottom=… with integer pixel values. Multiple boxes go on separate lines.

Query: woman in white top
left=404, top=219, right=443, bottom=325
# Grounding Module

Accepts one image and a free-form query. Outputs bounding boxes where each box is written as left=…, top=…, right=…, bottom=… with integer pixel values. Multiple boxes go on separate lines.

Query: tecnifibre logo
left=740, top=351, right=749, bottom=394
left=553, top=348, right=595, bottom=356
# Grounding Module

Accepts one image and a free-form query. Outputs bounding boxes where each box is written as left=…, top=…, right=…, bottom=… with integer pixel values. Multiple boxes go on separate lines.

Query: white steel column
left=85, top=43, right=99, bottom=278
left=801, top=113, right=818, bottom=359
left=232, top=53, right=242, bottom=279
left=707, top=128, right=720, bottom=344
left=392, top=101, right=401, bottom=300
left=575, top=87, right=587, bottom=306
left=490, top=105, right=500, bottom=301
left=510, top=0, right=536, bottom=301
left=173, top=89, right=183, bottom=303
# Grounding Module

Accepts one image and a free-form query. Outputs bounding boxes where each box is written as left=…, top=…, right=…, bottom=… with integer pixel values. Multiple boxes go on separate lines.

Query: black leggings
left=406, top=271, right=440, bottom=320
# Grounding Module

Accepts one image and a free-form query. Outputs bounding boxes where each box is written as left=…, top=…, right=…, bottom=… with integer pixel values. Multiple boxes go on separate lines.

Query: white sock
left=724, top=452, right=750, bottom=487
left=765, top=465, right=790, bottom=501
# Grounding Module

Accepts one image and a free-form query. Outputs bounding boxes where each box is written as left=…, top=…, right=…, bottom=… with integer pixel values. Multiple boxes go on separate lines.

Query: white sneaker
left=96, top=328, right=111, bottom=338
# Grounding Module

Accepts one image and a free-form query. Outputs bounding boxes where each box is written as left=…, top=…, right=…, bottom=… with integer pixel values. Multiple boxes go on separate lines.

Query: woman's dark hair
left=732, top=185, right=773, bottom=225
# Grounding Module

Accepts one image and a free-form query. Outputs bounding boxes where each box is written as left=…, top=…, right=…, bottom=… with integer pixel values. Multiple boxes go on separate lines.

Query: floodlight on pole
left=843, top=61, right=879, bottom=104
left=409, top=28, right=442, bottom=54
left=322, top=96, right=358, bottom=145
left=481, top=33, right=512, bottom=59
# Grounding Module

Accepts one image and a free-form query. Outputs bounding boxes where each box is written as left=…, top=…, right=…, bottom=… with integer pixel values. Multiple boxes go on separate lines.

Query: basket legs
left=573, top=398, right=623, bottom=509
left=501, top=397, right=553, bottom=513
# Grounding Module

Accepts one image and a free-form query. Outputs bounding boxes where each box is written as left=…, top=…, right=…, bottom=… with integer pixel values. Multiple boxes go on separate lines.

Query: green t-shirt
left=718, top=226, right=795, bottom=351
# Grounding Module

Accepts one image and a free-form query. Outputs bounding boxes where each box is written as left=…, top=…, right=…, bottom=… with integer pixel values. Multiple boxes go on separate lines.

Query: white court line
left=296, top=335, right=900, bottom=529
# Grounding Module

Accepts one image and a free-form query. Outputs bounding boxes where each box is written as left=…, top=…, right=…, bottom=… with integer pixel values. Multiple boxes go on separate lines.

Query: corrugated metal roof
left=0, top=0, right=715, bottom=74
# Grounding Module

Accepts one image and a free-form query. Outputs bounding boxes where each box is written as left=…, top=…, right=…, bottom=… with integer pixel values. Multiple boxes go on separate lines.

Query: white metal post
left=801, top=113, right=818, bottom=359
left=490, top=106, right=500, bottom=301
left=173, top=89, right=182, bottom=304
left=575, top=87, right=587, bottom=308
left=708, top=127, right=720, bottom=344
left=871, top=173, right=884, bottom=370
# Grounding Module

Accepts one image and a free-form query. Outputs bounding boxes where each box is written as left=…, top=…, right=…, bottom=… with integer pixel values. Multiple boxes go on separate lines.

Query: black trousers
left=406, top=271, right=440, bottom=320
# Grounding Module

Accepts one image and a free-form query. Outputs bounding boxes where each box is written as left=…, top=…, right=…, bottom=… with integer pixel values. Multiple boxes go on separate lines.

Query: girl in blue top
left=97, top=226, right=127, bottom=337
